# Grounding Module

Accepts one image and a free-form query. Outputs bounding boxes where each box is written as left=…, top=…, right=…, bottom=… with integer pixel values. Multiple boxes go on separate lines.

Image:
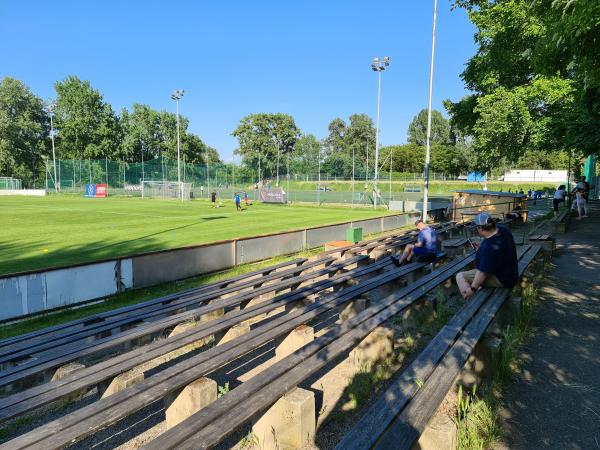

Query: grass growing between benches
left=454, top=284, right=539, bottom=450
left=0, top=248, right=323, bottom=341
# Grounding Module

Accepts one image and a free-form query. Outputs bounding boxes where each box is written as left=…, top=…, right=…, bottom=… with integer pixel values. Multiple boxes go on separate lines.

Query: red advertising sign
left=95, top=184, right=108, bottom=197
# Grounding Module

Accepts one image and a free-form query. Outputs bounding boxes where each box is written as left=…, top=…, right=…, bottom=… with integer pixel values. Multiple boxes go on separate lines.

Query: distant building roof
left=452, top=190, right=526, bottom=198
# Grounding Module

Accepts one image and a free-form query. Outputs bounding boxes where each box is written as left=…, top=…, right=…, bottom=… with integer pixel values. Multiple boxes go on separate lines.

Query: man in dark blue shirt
left=456, top=213, right=518, bottom=300
left=392, top=219, right=439, bottom=266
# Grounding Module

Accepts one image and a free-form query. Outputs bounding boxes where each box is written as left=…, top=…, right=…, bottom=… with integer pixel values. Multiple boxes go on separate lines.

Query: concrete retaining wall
left=0, top=213, right=415, bottom=321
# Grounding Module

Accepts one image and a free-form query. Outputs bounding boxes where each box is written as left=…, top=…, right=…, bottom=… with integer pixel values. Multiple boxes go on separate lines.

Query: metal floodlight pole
left=47, top=103, right=58, bottom=192
left=206, top=146, right=209, bottom=198
left=423, top=0, right=438, bottom=223
left=171, top=89, right=185, bottom=201
left=317, top=144, right=321, bottom=205
left=352, top=148, right=355, bottom=208
left=275, top=140, right=280, bottom=187
left=371, top=56, right=390, bottom=209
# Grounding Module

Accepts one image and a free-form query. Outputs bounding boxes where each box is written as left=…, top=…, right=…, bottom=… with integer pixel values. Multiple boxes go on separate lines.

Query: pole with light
left=371, top=56, right=390, bottom=209
left=171, top=89, right=185, bottom=201
left=422, top=0, right=438, bottom=223
left=46, top=103, right=58, bottom=192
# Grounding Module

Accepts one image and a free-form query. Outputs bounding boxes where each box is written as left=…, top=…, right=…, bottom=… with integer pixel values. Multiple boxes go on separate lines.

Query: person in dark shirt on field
left=210, top=191, right=217, bottom=207
left=391, top=219, right=439, bottom=266
left=456, top=213, right=518, bottom=300
left=234, top=192, right=242, bottom=211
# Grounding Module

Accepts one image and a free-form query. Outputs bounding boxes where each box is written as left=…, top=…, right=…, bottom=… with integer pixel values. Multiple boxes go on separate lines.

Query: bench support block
left=252, top=387, right=316, bottom=450
left=216, top=323, right=251, bottom=346
left=412, top=413, right=457, bottom=450
left=349, top=326, right=394, bottom=371
left=52, top=362, right=87, bottom=401
left=98, top=369, right=144, bottom=399
left=275, top=325, right=314, bottom=362
left=164, top=377, right=217, bottom=429
left=337, top=297, right=368, bottom=324
left=456, top=336, right=501, bottom=389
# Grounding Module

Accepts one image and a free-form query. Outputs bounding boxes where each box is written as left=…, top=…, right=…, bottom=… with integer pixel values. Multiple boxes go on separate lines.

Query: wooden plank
left=373, top=290, right=509, bottom=450
left=1, top=257, right=472, bottom=450
left=0, top=258, right=394, bottom=421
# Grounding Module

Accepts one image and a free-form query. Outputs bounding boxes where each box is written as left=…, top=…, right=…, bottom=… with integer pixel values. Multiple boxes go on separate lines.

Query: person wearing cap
left=391, top=219, right=439, bottom=266
left=456, top=212, right=518, bottom=300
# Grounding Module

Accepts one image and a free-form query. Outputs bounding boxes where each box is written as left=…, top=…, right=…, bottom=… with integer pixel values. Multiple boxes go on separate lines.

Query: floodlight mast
left=423, top=0, right=438, bottom=223
left=46, top=103, right=59, bottom=193
left=171, top=89, right=185, bottom=201
left=371, top=56, right=390, bottom=209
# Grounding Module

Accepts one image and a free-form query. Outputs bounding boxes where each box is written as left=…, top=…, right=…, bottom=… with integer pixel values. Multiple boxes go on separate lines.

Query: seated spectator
left=456, top=213, right=518, bottom=300
left=391, top=219, right=439, bottom=266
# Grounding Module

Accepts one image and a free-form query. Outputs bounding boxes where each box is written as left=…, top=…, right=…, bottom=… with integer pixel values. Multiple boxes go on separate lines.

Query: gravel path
left=496, top=202, right=600, bottom=449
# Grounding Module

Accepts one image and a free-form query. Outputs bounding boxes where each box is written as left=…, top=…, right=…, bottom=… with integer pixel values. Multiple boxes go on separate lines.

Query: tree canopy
left=446, top=0, right=600, bottom=169
left=407, top=109, right=451, bottom=146
left=0, top=77, right=48, bottom=187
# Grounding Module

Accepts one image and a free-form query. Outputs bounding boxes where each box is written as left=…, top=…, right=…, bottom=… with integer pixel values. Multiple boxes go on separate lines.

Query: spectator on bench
left=456, top=212, right=518, bottom=300
left=391, top=219, right=439, bottom=266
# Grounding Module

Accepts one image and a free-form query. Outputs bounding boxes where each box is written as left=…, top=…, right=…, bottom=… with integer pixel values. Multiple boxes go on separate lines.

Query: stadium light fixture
left=422, top=0, right=437, bottom=223
left=371, top=55, right=390, bottom=209
left=46, top=102, right=58, bottom=193
left=171, top=89, right=185, bottom=201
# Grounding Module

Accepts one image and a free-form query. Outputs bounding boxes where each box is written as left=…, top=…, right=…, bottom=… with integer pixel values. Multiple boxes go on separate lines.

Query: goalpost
left=141, top=181, right=192, bottom=200
left=0, top=177, right=22, bottom=190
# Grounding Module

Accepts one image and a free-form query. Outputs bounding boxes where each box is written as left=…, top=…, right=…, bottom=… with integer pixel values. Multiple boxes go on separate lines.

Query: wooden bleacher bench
left=337, top=245, right=542, bottom=450
left=550, top=210, right=570, bottom=233
left=0, top=257, right=436, bottom=448
left=0, top=227, right=448, bottom=422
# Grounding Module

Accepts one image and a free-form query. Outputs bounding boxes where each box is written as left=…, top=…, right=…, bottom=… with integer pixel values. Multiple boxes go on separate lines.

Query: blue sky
left=0, top=0, right=475, bottom=160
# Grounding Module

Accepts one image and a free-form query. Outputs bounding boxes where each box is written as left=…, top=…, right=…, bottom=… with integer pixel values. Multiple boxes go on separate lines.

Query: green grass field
left=0, top=195, right=392, bottom=275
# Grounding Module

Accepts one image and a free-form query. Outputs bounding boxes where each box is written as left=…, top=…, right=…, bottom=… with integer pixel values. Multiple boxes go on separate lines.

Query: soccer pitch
left=1, top=195, right=393, bottom=275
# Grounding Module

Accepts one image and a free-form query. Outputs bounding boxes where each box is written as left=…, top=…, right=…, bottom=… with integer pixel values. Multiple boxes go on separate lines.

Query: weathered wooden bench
left=136, top=254, right=482, bottom=450
left=0, top=253, right=368, bottom=391
left=0, top=255, right=439, bottom=449
left=550, top=210, right=570, bottom=233
left=336, top=245, right=542, bottom=450
left=0, top=253, right=404, bottom=421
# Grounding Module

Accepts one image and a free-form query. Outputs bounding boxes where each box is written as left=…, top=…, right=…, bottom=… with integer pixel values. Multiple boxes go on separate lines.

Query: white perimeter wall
left=0, top=189, right=46, bottom=196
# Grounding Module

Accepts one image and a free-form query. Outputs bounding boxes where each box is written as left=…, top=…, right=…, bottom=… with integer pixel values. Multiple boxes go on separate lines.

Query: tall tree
left=290, top=134, right=321, bottom=177
left=53, top=76, right=121, bottom=159
left=447, top=0, right=600, bottom=168
left=232, top=113, right=300, bottom=180
left=407, top=109, right=451, bottom=146
left=0, top=77, right=49, bottom=187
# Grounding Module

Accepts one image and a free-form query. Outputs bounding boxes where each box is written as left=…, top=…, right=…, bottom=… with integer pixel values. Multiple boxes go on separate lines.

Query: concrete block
left=252, top=387, right=316, bottom=450
left=337, top=297, right=368, bottom=323
left=216, top=323, right=251, bottom=346
left=275, top=325, right=314, bottom=362
left=412, top=413, right=457, bottom=450
left=98, top=369, right=144, bottom=399
left=456, top=336, right=501, bottom=389
left=51, top=362, right=87, bottom=401
left=164, top=377, right=217, bottom=429
left=51, top=362, right=85, bottom=381
left=349, top=326, right=394, bottom=371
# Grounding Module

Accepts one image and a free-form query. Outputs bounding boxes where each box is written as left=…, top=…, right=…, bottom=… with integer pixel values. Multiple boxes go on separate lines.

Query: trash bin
left=346, top=227, right=363, bottom=244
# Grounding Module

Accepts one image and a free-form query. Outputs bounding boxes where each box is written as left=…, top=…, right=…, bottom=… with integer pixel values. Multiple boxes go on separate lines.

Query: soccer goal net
left=0, top=177, right=22, bottom=190
left=141, top=181, right=192, bottom=200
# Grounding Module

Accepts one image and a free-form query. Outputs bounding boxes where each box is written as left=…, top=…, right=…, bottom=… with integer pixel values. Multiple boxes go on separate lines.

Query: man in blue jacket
left=391, top=219, right=439, bottom=266
left=456, top=212, right=518, bottom=300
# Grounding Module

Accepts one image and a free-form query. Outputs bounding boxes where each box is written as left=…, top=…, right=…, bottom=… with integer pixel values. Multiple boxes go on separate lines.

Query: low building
left=503, top=170, right=567, bottom=183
